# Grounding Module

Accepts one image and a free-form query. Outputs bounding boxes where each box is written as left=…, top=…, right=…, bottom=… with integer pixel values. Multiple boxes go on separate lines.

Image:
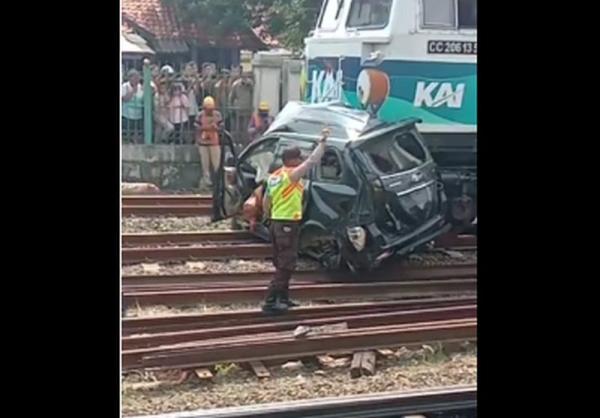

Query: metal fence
left=122, top=63, right=254, bottom=150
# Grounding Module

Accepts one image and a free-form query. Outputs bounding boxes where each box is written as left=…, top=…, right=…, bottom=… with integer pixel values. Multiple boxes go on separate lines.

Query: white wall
left=252, top=51, right=303, bottom=116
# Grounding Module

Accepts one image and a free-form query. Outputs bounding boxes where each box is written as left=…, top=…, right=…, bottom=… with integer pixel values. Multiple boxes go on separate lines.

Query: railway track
left=123, top=317, right=476, bottom=371
left=124, top=298, right=476, bottom=349
left=122, top=231, right=257, bottom=247
left=123, top=267, right=476, bottom=372
left=129, top=386, right=477, bottom=418
left=122, top=194, right=212, bottom=217
left=123, top=296, right=476, bottom=335
left=123, top=230, right=476, bottom=248
left=122, top=231, right=476, bottom=264
left=123, top=290, right=477, bottom=372
left=122, top=263, right=476, bottom=291
left=123, top=277, right=476, bottom=307
left=122, top=209, right=477, bottom=374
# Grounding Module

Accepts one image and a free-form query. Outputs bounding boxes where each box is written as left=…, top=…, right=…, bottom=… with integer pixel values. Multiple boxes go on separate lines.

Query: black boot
left=262, top=289, right=288, bottom=314
left=280, top=289, right=300, bottom=308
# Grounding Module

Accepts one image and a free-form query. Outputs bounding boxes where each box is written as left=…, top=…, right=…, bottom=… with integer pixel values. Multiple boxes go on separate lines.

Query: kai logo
left=310, top=69, right=343, bottom=103
left=413, top=82, right=465, bottom=108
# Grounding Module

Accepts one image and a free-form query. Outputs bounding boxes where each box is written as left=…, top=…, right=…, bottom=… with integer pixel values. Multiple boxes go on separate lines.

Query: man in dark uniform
left=261, top=128, right=330, bottom=313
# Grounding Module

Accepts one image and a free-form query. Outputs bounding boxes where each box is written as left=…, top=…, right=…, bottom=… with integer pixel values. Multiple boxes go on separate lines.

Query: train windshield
left=347, top=0, right=393, bottom=28
left=422, top=0, right=477, bottom=30
left=318, top=0, right=345, bottom=30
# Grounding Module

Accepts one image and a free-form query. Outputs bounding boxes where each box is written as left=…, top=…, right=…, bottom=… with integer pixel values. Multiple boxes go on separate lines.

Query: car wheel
left=300, top=231, right=342, bottom=271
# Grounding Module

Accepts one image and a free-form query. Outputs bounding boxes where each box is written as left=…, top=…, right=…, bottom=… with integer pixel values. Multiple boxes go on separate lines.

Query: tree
left=166, top=0, right=324, bottom=52
left=264, top=0, right=323, bottom=51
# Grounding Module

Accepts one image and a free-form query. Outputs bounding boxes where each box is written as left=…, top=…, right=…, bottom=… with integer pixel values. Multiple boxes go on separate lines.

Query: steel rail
left=122, top=205, right=213, bottom=217
left=127, top=386, right=476, bottom=418
left=122, top=263, right=477, bottom=289
left=123, top=304, right=476, bottom=349
left=123, top=296, right=477, bottom=335
left=122, top=231, right=257, bottom=247
left=122, top=195, right=212, bottom=206
left=123, top=318, right=476, bottom=370
left=122, top=278, right=476, bottom=306
left=122, top=243, right=272, bottom=264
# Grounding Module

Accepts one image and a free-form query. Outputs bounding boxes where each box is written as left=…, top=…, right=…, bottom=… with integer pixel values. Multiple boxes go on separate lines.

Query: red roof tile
left=122, top=0, right=268, bottom=50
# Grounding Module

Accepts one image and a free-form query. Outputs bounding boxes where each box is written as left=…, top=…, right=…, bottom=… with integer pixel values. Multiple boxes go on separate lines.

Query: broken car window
left=242, top=138, right=278, bottom=184
left=320, top=149, right=343, bottom=181
left=362, top=132, right=427, bottom=175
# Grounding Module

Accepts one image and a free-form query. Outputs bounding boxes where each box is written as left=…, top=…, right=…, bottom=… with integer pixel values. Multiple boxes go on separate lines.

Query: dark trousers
left=268, top=220, right=300, bottom=293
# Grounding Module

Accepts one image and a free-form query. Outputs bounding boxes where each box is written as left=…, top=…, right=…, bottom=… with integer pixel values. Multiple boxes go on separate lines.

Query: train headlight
left=347, top=226, right=367, bottom=252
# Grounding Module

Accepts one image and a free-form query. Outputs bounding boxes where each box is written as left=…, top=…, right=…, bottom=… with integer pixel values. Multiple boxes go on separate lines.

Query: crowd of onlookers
left=121, top=62, right=257, bottom=146
left=122, top=61, right=276, bottom=189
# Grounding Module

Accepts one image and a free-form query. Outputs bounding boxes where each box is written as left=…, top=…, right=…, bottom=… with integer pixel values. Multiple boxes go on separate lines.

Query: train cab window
left=422, top=0, right=455, bottom=28
left=422, top=0, right=477, bottom=30
left=347, top=0, right=392, bottom=29
left=319, top=149, right=343, bottom=181
left=458, top=0, right=477, bottom=29
left=318, top=0, right=345, bottom=30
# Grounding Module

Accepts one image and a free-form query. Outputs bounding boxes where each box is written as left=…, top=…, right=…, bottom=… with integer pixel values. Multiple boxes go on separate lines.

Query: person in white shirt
left=153, top=81, right=174, bottom=143
left=183, top=62, right=200, bottom=144
left=167, top=83, right=190, bottom=144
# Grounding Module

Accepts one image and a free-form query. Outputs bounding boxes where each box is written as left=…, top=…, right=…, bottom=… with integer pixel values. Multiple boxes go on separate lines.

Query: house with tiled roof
left=122, top=0, right=272, bottom=69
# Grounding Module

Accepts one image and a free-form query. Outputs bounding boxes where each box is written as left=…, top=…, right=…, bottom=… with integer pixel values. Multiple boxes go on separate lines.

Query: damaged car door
left=213, top=136, right=279, bottom=222
left=349, top=125, right=448, bottom=257
left=301, top=146, right=361, bottom=270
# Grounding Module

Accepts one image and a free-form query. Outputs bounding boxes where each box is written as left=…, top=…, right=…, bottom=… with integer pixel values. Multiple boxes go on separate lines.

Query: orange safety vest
left=199, top=112, right=220, bottom=145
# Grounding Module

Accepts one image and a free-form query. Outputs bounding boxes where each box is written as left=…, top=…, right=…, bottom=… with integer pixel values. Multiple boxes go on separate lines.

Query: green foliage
left=166, top=0, right=324, bottom=51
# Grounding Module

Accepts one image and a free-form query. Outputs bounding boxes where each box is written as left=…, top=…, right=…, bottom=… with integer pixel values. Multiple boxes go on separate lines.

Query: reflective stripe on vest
left=267, top=167, right=303, bottom=221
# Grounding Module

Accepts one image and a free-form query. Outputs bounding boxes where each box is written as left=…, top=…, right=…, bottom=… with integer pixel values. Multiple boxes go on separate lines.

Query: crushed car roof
left=264, top=102, right=419, bottom=141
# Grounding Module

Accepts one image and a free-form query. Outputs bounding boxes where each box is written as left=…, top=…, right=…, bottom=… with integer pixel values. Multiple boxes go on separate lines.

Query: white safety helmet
left=160, top=65, right=175, bottom=76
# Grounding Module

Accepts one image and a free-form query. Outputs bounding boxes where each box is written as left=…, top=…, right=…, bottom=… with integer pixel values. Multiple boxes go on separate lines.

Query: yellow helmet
left=258, top=101, right=269, bottom=112
left=203, top=96, right=215, bottom=109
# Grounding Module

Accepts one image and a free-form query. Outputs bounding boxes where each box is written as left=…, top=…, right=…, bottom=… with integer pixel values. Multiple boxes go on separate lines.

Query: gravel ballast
left=123, top=217, right=233, bottom=233
left=121, top=345, right=476, bottom=416
left=122, top=251, right=476, bottom=277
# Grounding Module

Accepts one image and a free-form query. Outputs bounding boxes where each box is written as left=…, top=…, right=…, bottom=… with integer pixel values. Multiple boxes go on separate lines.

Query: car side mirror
left=226, top=155, right=235, bottom=166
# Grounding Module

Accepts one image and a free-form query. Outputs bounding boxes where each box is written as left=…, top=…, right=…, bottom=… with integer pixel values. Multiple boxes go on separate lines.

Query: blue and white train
left=303, top=0, right=477, bottom=227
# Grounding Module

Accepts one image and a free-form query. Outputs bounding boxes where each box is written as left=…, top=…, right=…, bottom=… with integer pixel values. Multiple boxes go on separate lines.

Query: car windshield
left=362, top=131, right=427, bottom=175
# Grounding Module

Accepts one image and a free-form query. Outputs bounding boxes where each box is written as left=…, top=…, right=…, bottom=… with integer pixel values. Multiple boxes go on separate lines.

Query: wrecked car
left=213, top=102, right=450, bottom=271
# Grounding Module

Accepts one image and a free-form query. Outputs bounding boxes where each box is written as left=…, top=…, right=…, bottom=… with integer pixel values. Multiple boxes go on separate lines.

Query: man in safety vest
left=194, top=96, right=223, bottom=188
left=261, top=127, right=330, bottom=313
left=247, top=101, right=274, bottom=143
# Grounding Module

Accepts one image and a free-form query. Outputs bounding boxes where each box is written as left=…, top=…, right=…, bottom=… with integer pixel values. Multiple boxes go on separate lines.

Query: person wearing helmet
left=194, top=96, right=223, bottom=189
left=160, top=64, right=175, bottom=77
left=248, top=101, right=274, bottom=143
